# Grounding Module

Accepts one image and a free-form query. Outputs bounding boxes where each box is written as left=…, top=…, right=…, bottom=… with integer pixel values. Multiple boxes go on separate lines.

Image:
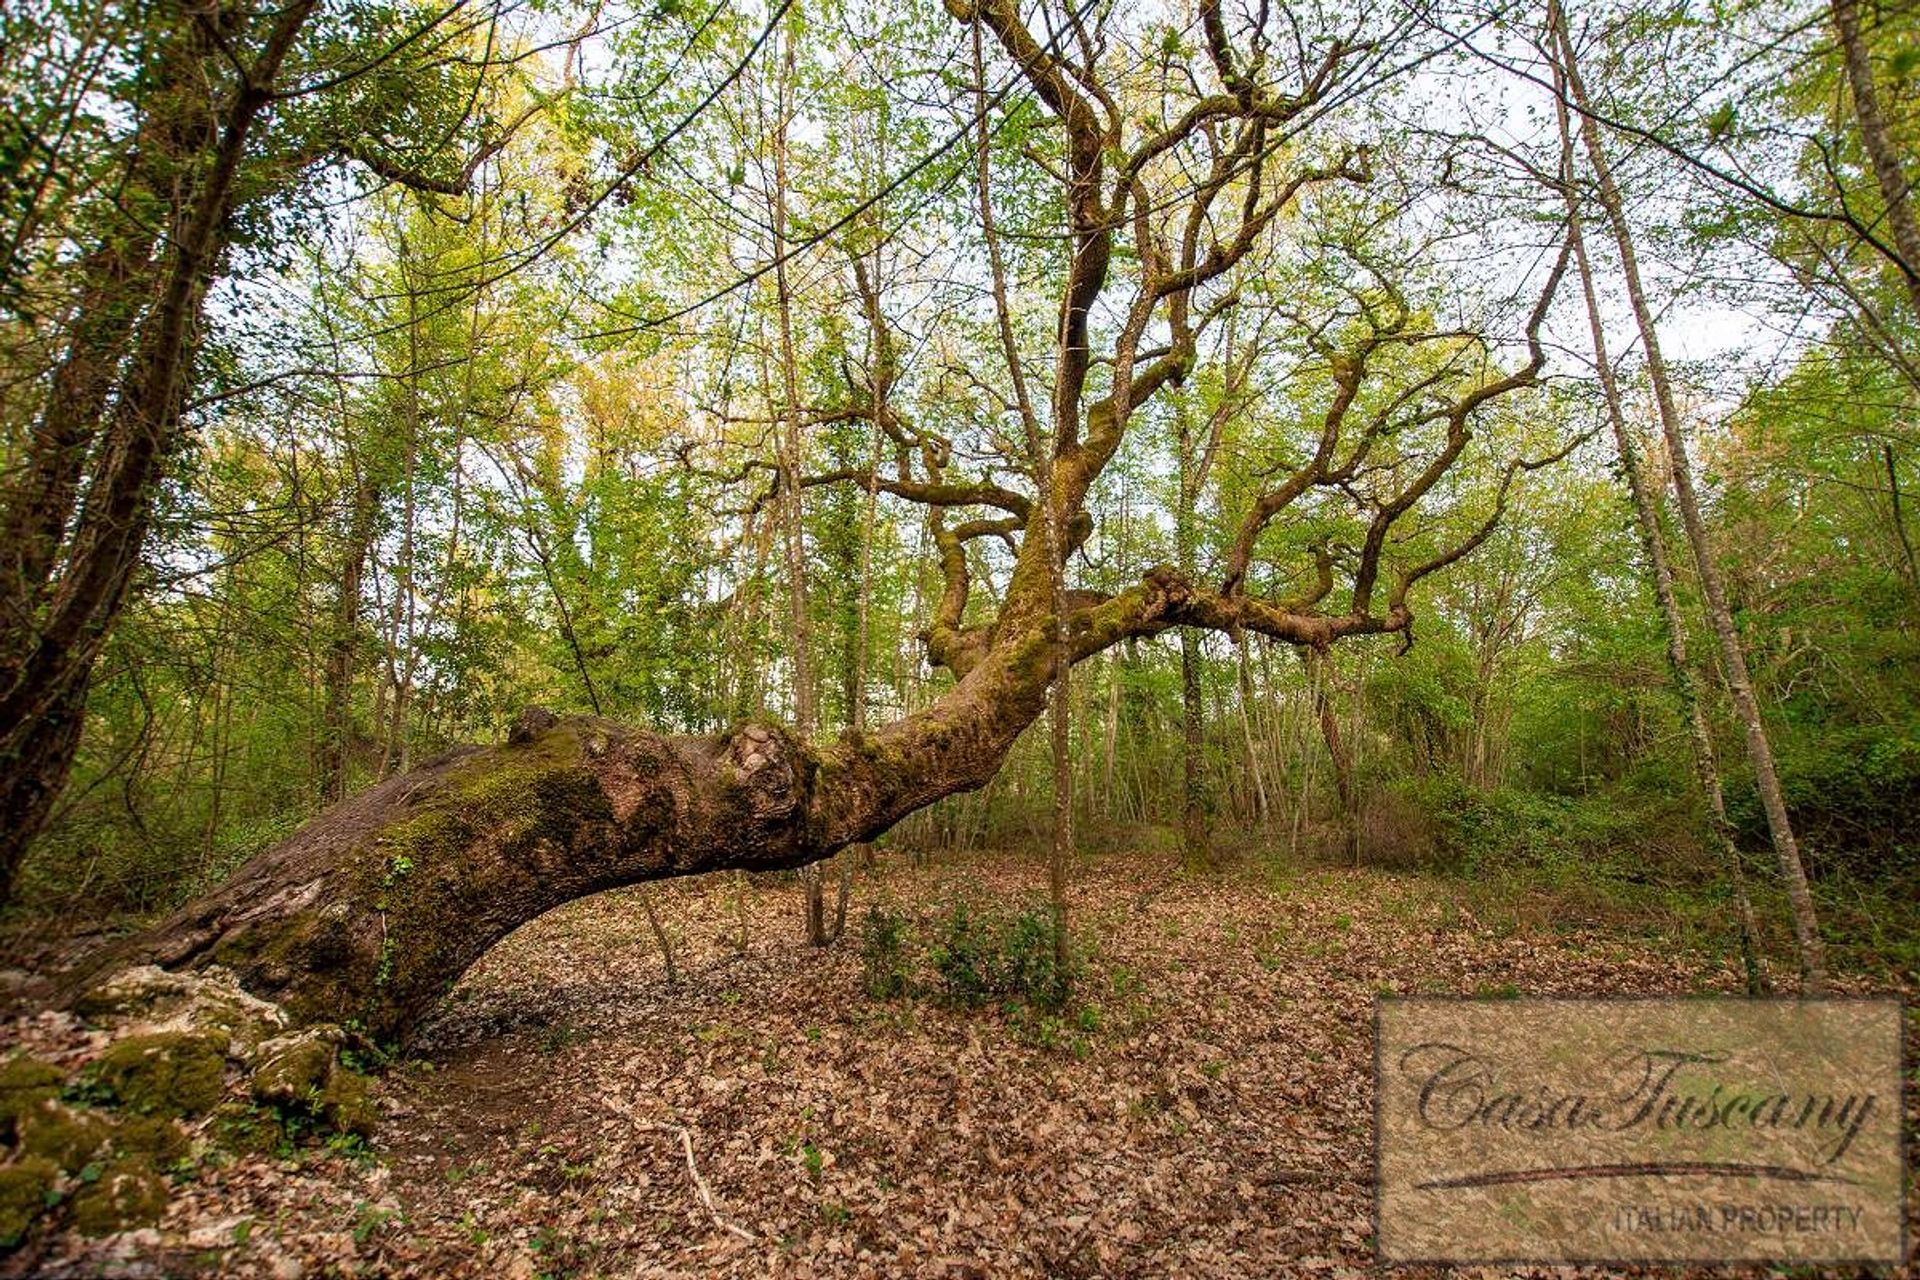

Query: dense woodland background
left=2, top=0, right=1919, bottom=1270
left=2, top=0, right=1917, bottom=981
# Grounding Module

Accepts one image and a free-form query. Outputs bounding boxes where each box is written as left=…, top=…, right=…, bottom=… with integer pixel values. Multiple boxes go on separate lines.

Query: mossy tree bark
left=77, top=584, right=1167, bottom=1044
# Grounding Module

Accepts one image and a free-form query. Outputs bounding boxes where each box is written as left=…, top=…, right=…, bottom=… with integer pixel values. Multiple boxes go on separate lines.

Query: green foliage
left=926, top=900, right=992, bottom=1002
left=855, top=894, right=1081, bottom=1018
left=927, top=899, right=1073, bottom=1011
left=1742, top=724, right=1920, bottom=882
left=1406, top=775, right=1664, bottom=882
left=857, top=903, right=913, bottom=1000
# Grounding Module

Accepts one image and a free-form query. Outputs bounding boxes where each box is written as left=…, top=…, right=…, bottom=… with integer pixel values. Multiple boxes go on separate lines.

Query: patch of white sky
left=1374, top=0, right=1838, bottom=410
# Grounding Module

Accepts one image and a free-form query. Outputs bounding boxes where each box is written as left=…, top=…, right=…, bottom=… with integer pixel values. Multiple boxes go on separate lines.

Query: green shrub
left=1403, top=776, right=1656, bottom=882
left=858, top=903, right=913, bottom=1000
left=929, top=900, right=1072, bottom=1009
left=928, top=901, right=993, bottom=1002
left=1745, top=724, right=1920, bottom=883
left=995, top=905, right=1067, bottom=1007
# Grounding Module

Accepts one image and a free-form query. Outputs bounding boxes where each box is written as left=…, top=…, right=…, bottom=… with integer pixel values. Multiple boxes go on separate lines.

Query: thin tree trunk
left=1236, top=633, right=1269, bottom=823
left=842, top=113, right=892, bottom=879
left=1177, top=398, right=1210, bottom=870
left=1172, top=337, right=1244, bottom=863
left=1552, top=80, right=1766, bottom=992
left=641, top=890, right=678, bottom=986
left=767, top=23, right=829, bottom=945
left=1306, top=649, right=1358, bottom=864
left=1103, top=651, right=1120, bottom=801
left=1044, top=622, right=1072, bottom=984
left=1884, top=444, right=1920, bottom=614
left=1552, top=0, right=1824, bottom=990
left=1179, top=629, right=1209, bottom=867
left=321, top=474, right=379, bottom=803
left=1288, top=675, right=1317, bottom=860
left=1830, top=0, right=1920, bottom=317
left=384, top=266, right=425, bottom=779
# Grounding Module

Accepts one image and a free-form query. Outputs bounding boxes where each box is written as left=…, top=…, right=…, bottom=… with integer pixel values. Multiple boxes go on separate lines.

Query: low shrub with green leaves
left=858, top=903, right=913, bottom=1000
left=856, top=896, right=1077, bottom=1012
left=928, top=899, right=1073, bottom=1010
left=1398, top=775, right=1675, bottom=883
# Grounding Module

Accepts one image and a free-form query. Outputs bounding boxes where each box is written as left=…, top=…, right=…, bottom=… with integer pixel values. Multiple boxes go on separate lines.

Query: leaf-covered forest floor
left=3, top=848, right=1914, bottom=1279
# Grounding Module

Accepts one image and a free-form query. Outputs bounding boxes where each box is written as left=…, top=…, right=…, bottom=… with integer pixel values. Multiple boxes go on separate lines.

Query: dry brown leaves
left=5, top=851, right=1913, bottom=1279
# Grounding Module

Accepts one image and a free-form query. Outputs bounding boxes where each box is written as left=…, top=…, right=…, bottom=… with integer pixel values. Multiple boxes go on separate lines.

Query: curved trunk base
left=71, top=710, right=836, bottom=1046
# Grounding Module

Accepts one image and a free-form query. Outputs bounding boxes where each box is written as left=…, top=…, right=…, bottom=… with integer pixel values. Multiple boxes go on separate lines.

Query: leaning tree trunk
left=1830, top=0, right=1920, bottom=319
left=1551, top=72, right=1767, bottom=993
left=0, top=2, right=316, bottom=901
left=1552, top=0, right=1826, bottom=991
left=64, top=588, right=1123, bottom=1044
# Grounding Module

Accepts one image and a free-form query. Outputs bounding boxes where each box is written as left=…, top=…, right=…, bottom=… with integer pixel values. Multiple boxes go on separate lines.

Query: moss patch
left=354, top=733, right=614, bottom=1035
left=319, top=1069, right=376, bottom=1138
left=87, top=1032, right=225, bottom=1118
left=249, top=1031, right=338, bottom=1107
left=210, top=1101, right=284, bottom=1156
left=115, top=1115, right=189, bottom=1166
left=16, top=1099, right=114, bottom=1172
left=67, top=1158, right=168, bottom=1237
left=0, top=1155, right=58, bottom=1248
left=0, top=977, right=385, bottom=1249
left=0, top=1054, right=63, bottom=1137
left=244, top=1029, right=376, bottom=1140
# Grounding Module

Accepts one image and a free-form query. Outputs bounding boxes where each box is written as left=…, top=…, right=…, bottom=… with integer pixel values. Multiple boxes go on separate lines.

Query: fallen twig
left=600, top=1099, right=755, bottom=1243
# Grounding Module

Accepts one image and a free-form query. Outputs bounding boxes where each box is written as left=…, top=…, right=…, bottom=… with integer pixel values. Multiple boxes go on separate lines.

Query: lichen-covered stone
left=73, top=966, right=200, bottom=1021
left=115, top=1115, right=189, bottom=1166
left=249, top=1028, right=341, bottom=1106
left=0, top=1155, right=58, bottom=1248
left=15, top=1098, right=114, bottom=1171
left=0, top=1053, right=63, bottom=1137
left=75, top=965, right=288, bottom=1062
left=319, top=1068, right=376, bottom=1137
left=67, top=1158, right=168, bottom=1236
left=168, top=1003, right=262, bottom=1061
left=88, top=1032, right=226, bottom=1118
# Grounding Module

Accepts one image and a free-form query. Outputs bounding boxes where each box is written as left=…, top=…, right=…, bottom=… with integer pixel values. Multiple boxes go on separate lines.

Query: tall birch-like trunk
left=1551, top=66, right=1767, bottom=993
left=1829, top=0, right=1920, bottom=317
left=1551, top=0, right=1824, bottom=990
left=766, top=23, right=832, bottom=945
